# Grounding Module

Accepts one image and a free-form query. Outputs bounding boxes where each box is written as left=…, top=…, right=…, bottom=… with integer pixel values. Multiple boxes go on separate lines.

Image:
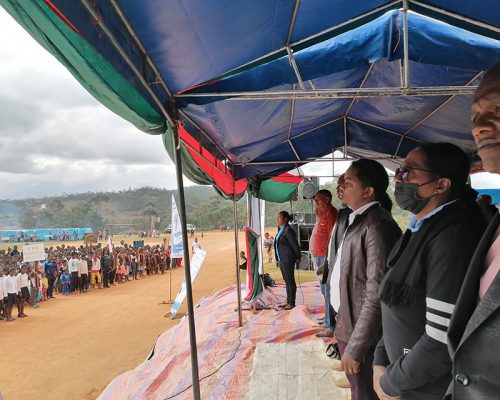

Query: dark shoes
left=282, top=304, right=295, bottom=310
left=315, top=330, right=334, bottom=338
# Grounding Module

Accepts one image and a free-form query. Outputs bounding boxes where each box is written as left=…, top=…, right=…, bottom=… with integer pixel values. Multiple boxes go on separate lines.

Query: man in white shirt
left=78, top=255, right=89, bottom=293
left=3, top=267, right=19, bottom=321
left=67, top=253, right=80, bottom=293
left=192, top=238, right=202, bottom=254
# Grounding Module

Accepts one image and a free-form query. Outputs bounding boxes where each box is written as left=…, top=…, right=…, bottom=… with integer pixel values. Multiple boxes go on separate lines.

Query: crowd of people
left=0, top=240, right=181, bottom=322
left=269, top=65, right=500, bottom=400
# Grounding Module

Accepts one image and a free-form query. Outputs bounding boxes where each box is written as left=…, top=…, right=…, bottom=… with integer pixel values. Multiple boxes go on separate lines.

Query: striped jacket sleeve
left=380, top=225, right=478, bottom=395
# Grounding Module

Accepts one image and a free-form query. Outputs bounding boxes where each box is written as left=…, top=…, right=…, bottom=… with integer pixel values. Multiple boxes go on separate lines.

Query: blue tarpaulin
left=2, top=0, right=500, bottom=184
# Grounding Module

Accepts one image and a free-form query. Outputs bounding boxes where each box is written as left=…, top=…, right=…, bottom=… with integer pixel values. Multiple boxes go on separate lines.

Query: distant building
left=40, top=204, right=47, bottom=209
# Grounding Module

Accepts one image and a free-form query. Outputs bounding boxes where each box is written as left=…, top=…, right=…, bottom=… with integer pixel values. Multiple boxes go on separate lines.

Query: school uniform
left=3, top=275, right=19, bottom=306
left=17, top=272, right=30, bottom=300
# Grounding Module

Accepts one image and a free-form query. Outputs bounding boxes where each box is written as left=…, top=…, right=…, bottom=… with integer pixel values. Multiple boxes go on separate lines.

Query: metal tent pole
left=233, top=181, right=243, bottom=327
left=172, top=125, right=201, bottom=400
left=402, top=0, right=410, bottom=88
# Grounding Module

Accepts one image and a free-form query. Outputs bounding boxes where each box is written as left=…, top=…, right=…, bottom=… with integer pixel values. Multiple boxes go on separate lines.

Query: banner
left=133, top=240, right=144, bottom=249
left=83, top=233, right=98, bottom=243
left=244, top=228, right=263, bottom=302
left=23, top=244, right=46, bottom=262
left=170, top=248, right=206, bottom=318
left=171, top=195, right=184, bottom=258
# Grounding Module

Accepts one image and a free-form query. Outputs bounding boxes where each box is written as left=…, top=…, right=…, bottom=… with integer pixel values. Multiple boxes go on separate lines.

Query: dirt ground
left=0, top=230, right=315, bottom=400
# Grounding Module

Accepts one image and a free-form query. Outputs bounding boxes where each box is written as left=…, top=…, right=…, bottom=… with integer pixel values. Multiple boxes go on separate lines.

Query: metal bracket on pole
left=286, top=47, right=306, bottom=90
left=233, top=180, right=243, bottom=328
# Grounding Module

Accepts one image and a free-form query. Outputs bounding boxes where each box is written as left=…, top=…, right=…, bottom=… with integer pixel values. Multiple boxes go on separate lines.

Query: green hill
left=0, top=180, right=410, bottom=232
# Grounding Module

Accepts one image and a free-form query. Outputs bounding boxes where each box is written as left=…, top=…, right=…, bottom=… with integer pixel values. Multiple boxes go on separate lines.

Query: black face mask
left=394, top=180, right=438, bottom=214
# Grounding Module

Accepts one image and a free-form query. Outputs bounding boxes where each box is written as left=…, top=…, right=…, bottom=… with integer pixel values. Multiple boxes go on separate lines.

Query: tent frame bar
left=393, top=71, right=483, bottom=155
left=235, top=155, right=403, bottom=166
left=233, top=181, right=243, bottom=328
left=175, top=85, right=476, bottom=100
left=410, top=0, right=500, bottom=35
left=286, top=47, right=306, bottom=90
left=286, top=0, right=301, bottom=45
left=403, top=0, right=410, bottom=88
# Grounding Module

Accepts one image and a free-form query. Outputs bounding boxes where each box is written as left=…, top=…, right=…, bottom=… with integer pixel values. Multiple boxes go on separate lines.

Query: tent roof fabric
left=2, top=1, right=500, bottom=188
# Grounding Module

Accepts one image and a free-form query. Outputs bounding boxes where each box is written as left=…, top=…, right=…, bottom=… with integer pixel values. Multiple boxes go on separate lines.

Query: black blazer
left=446, top=212, right=500, bottom=400
left=274, top=224, right=301, bottom=265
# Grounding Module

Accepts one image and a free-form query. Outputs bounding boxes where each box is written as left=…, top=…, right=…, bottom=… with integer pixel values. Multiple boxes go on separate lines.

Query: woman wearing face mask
left=330, top=159, right=401, bottom=400
left=274, top=211, right=301, bottom=310
left=373, top=143, right=486, bottom=400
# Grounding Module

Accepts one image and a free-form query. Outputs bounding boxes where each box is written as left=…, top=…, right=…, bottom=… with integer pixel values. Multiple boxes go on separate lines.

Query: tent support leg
left=233, top=182, right=243, bottom=327
left=172, top=125, right=201, bottom=400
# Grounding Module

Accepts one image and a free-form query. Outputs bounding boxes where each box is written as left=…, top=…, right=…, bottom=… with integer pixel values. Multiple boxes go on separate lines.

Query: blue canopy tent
left=2, top=1, right=499, bottom=397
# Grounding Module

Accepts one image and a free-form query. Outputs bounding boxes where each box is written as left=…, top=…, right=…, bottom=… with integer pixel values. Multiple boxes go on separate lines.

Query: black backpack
left=261, top=273, right=275, bottom=287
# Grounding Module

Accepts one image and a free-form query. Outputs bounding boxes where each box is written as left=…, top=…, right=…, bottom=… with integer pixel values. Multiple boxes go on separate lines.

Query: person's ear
left=364, top=186, right=375, bottom=198
left=435, top=178, right=452, bottom=194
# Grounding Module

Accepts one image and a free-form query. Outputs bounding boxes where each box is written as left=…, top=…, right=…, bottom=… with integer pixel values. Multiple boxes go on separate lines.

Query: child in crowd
left=0, top=269, right=4, bottom=320
left=17, top=264, right=30, bottom=318
left=239, top=251, right=247, bottom=270
left=61, top=269, right=71, bottom=296
left=41, top=273, right=48, bottom=301
left=3, top=267, right=19, bottom=321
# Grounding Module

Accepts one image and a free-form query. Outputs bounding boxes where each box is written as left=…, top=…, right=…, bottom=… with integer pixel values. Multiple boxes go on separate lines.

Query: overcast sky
left=0, top=8, right=497, bottom=200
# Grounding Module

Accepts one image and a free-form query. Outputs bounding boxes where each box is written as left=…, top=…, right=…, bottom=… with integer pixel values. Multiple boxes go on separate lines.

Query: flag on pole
left=171, top=195, right=184, bottom=258
left=244, top=227, right=263, bottom=302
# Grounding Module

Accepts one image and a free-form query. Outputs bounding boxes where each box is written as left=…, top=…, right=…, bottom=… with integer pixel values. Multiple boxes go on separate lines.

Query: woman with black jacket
left=373, top=143, right=486, bottom=400
left=274, top=211, right=301, bottom=310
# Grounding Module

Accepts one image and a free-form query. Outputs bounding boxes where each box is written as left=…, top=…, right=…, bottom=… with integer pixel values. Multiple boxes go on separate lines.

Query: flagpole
left=233, top=180, right=243, bottom=328
left=172, top=123, right=201, bottom=399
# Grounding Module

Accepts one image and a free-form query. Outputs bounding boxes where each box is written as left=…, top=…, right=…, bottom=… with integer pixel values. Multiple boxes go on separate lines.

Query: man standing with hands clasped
left=446, top=64, right=500, bottom=400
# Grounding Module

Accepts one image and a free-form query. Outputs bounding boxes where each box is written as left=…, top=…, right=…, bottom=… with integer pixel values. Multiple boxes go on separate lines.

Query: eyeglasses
left=394, top=166, right=436, bottom=182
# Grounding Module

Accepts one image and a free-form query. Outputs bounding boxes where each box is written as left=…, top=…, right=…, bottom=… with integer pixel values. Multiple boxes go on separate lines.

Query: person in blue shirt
left=43, top=255, right=58, bottom=299
left=60, top=269, right=71, bottom=296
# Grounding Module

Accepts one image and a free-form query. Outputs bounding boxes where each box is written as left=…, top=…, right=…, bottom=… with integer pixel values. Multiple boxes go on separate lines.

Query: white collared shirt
left=329, top=201, right=379, bottom=312
left=3, top=275, right=19, bottom=295
left=68, top=258, right=80, bottom=273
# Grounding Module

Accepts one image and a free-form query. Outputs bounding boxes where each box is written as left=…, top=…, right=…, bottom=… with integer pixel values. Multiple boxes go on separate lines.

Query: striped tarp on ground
left=98, top=282, right=329, bottom=399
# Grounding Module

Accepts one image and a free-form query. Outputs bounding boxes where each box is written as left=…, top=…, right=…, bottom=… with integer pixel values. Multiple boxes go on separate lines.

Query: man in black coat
left=446, top=64, right=500, bottom=399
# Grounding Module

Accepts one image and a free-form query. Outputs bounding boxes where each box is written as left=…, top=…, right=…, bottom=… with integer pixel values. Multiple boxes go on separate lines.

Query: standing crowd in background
left=0, top=240, right=181, bottom=322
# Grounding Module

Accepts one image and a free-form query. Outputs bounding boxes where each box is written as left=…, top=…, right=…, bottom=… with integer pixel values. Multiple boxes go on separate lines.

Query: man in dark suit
left=447, top=64, right=500, bottom=399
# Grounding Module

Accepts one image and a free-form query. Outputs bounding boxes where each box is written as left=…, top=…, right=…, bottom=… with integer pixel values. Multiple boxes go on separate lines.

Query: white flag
left=171, top=195, right=184, bottom=258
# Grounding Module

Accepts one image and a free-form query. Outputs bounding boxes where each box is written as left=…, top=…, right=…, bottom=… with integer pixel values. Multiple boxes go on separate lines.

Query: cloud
left=0, top=8, right=191, bottom=199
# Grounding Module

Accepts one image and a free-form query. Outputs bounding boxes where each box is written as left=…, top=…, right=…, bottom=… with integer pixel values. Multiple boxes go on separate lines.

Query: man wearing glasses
left=446, top=64, right=500, bottom=400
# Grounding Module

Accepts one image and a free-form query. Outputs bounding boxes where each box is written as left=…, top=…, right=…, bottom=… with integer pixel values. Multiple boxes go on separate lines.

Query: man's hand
left=373, top=365, right=400, bottom=400
left=341, top=352, right=360, bottom=375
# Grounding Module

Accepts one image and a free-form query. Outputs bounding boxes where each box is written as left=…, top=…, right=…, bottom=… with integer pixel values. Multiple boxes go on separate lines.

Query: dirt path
left=0, top=231, right=249, bottom=400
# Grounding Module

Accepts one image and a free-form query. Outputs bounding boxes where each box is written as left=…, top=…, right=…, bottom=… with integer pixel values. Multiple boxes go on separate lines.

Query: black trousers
left=108, top=269, right=115, bottom=285
left=79, top=274, right=88, bottom=292
left=70, top=272, right=79, bottom=292
left=279, top=261, right=297, bottom=306
left=47, top=277, right=55, bottom=298
left=102, top=268, right=110, bottom=287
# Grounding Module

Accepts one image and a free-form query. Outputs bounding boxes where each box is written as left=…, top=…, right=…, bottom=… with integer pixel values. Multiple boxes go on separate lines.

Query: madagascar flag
left=256, top=172, right=303, bottom=203
left=244, top=227, right=263, bottom=302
